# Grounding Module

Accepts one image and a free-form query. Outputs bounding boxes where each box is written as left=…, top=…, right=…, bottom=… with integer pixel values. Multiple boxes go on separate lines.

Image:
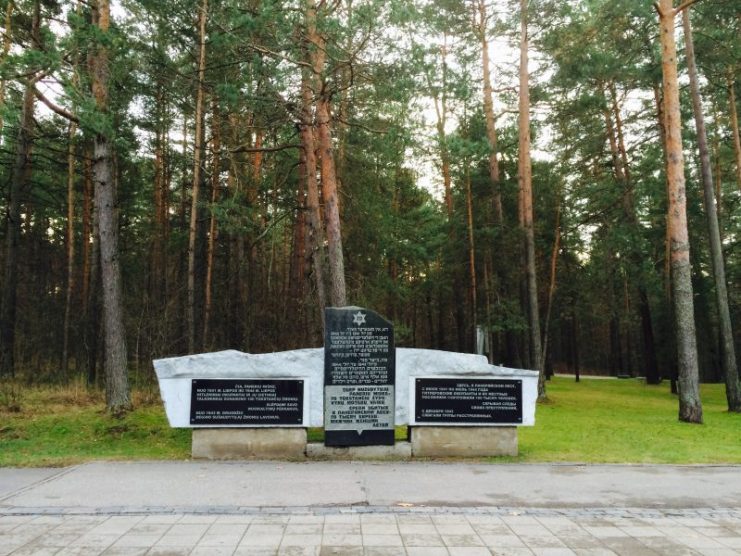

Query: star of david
left=352, top=311, right=366, bottom=326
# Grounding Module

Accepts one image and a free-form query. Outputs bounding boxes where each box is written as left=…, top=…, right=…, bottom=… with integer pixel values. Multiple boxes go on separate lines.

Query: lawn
left=1, top=376, right=739, bottom=467
left=515, top=376, right=741, bottom=464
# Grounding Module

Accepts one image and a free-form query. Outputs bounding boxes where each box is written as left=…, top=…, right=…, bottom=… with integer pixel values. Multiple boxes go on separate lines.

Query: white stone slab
left=154, top=348, right=538, bottom=428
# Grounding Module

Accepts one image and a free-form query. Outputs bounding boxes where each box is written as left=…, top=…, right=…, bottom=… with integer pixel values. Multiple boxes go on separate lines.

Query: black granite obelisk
left=324, top=307, right=395, bottom=446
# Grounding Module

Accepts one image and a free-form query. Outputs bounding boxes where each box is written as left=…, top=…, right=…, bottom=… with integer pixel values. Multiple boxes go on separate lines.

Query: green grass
left=1, top=377, right=740, bottom=467
left=514, top=376, right=741, bottom=464
left=0, top=383, right=190, bottom=467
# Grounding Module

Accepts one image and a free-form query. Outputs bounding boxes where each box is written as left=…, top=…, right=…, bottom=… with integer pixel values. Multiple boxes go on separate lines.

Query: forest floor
left=0, top=376, right=739, bottom=467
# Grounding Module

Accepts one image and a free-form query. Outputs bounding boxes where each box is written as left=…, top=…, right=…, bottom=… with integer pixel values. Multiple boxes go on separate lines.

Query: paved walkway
left=1, top=462, right=740, bottom=555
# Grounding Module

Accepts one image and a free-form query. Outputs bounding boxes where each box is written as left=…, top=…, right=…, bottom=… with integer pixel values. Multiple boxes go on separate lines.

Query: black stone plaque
left=414, top=378, right=522, bottom=424
left=324, top=307, right=395, bottom=446
left=190, top=379, right=303, bottom=426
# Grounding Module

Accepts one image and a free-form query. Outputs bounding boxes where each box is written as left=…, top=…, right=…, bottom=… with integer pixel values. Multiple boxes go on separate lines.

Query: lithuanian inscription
left=190, top=379, right=303, bottom=426
left=324, top=307, right=395, bottom=446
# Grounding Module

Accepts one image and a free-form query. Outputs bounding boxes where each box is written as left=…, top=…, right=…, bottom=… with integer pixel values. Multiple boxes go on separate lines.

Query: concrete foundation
left=306, top=442, right=412, bottom=460
left=410, top=426, right=517, bottom=457
left=192, top=428, right=307, bottom=460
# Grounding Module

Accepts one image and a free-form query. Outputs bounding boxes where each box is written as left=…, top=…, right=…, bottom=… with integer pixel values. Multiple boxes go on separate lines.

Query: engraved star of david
left=352, top=311, right=366, bottom=326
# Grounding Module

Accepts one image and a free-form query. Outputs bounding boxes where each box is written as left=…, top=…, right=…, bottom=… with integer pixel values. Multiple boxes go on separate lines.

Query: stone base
left=306, top=442, right=412, bottom=460
left=410, top=426, right=517, bottom=457
left=192, top=428, right=307, bottom=459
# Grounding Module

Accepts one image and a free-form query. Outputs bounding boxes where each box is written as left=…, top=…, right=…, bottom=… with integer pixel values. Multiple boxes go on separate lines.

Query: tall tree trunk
left=0, top=1, right=13, bottom=139
left=203, top=96, right=220, bottom=349
left=465, top=167, right=477, bottom=341
left=91, top=0, right=130, bottom=414
left=151, top=79, right=168, bottom=322
left=306, top=0, right=345, bottom=308
left=653, top=82, right=679, bottom=392
left=226, top=113, right=246, bottom=347
left=542, top=197, right=561, bottom=369
left=658, top=0, right=702, bottom=423
left=86, top=170, right=101, bottom=386
left=728, top=74, right=741, bottom=192
left=300, top=62, right=327, bottom=318
left=290, top=144, right=307, bottom=321
left=683, top=11, right=740, bottom=411
left=62, top=121, right=78, bottom=377
left=79, top=150, right=95, bottom=381
left=315, top=95, right=346, bottom=307
left=518, top=0, right=543, bottom=396
left=476, top=0, right=503, bottom=223
left=309, top=43, right=345, bottom=304
left=187, top=0, right=208, bottom=353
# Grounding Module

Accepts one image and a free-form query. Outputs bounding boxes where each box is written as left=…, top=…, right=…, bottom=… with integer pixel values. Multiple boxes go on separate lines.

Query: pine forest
left=0, top=0, right=739, bottom=422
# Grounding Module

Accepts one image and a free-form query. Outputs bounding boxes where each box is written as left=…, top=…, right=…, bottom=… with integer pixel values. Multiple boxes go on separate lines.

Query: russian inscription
left=324, top=307, right=395, bottom=446
left=414, top=378, right=522, bottom=424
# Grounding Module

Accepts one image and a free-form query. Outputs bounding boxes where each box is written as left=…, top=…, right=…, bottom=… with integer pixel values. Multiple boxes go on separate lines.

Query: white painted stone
left=154, top=348, right=538, bottom=428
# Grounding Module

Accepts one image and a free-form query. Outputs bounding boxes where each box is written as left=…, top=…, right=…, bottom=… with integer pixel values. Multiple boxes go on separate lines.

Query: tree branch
left=674, top=0, right=702, bottom=15
left=230, top=143, right=302, bottom=154
left=33, top=87, right=79, bottom=123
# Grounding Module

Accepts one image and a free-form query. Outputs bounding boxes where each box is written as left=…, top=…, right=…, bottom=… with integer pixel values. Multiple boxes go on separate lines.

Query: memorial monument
left=154, top=305, right=538, bottom=459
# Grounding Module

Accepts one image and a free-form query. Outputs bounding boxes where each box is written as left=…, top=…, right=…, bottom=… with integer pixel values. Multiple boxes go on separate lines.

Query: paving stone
left=362, top=548, right=406, bottom=556
left=249, top=524, right=287, bottom=535
left=112, top=535, right=165, bottom=548
left=557, top=534, right=606, bottom=549
left=490, top=549, right=535, bottom=556
left=280, top=533, right=322, bottom=546
left=520, top=533, right=568, bottom=548
left=447, top=548, right=492, bottom=556
left=285, top=523, right=323, bottom=535
left=435, top=523, right=476, bottom=535
left=153, top=534, right=203, bottom=548
left=396, top=515, right=432, bottom=525
left=56, top=548, right=107, bottom=556
left=480, top=533, right=527, bottom=547
left=441, top=534, right=485, bottom=547
left=145, top=548, right=192, bottom=556
left=239, top=533, right=284, bottom=547
left=582, top=527, right=629, bottom=539
left=277, top=547, right=320, bottom=556
left=232, top=548, right=279, bottom=556
left=139, top=516, right=181, bottom=525
left=360, top=515, right=397, bottom=524
left=361, top=523, right=399, bottom=534
left=618, top=526, right=664, bottom=538
left=6, top=545, right=62, bottom=556
left=198, top=532, right=244, bottom=546
left=696, top=550, right=738, bottom=556
left=323, top=515, right=360, bottom=524
left=324, top=523, right=361, bottom=535
left=405, top=548, right=448, bottom=556
left=321, top=533, right=362, bottom=545
left=716, top=536, right=741, bottom=548
left=320, top=547, right=363, bottom=556
left=177, top=515, right=218, bottom=524
left=402, top=533, right=445, bottom=546
left=529, top=549, right=577, bottom=556
left=362, top=534, right=404, bottom=547
left=675, top=535, right=729, bottom=550
left=399, top=523, right=437, bottom=534
left=572, top=550, right=618, bottom=556
left=100, top=547, right=149, bottom=555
